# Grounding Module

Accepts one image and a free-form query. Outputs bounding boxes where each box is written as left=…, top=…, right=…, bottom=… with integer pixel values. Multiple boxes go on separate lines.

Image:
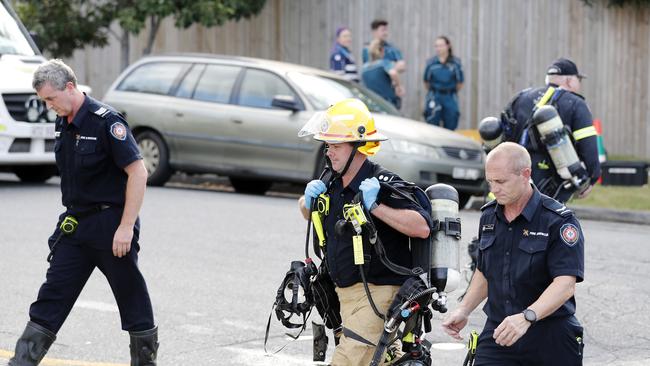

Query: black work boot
left=9, top=321, right=56, bottom=366
left=312, top=322, right=328, bottom=362
left=129, top=326, right=159, bottom=366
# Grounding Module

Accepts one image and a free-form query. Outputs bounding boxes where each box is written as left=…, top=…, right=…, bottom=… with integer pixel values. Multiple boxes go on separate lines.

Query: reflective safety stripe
left=573, top=126, right=598, bottom=140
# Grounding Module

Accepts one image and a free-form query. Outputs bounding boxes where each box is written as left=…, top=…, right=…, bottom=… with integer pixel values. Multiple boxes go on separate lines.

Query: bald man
left=443, top=142, right=585, bottom=365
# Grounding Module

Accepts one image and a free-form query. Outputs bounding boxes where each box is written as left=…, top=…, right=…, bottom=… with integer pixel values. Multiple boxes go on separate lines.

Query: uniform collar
left=336, top=158, right=373, bottom=193
left=69, top=94, right=90, bottom=129
left=433, top=55, right=453, bottom=65
left=495, top=184, right=541, bottom=223
left=335, top=43, right=350, bottom=52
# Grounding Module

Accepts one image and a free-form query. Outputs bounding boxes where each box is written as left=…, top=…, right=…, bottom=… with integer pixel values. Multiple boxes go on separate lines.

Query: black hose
left=359, top=266, right=386, bottom=320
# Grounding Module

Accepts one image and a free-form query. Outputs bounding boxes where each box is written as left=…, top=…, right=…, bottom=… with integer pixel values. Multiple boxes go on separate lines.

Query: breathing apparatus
left=531, top=104, right=590, bottom=192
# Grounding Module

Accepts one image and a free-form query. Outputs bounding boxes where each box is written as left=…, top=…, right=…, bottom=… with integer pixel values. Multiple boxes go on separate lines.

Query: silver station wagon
left=103, top=54, right=486, bottom=206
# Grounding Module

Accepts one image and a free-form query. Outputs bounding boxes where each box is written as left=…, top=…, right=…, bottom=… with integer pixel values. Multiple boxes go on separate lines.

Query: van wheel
left=229, top=177, right=272, bottom=195
left=13, top=165, right=57, bottom=183
left=136, top=131, right=172, bottom=186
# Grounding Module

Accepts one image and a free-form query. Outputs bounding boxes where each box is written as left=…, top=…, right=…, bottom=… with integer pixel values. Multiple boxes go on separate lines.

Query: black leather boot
left=9, top=321, right=56, bottom=366
left=129, top=326, right=159, bottom=366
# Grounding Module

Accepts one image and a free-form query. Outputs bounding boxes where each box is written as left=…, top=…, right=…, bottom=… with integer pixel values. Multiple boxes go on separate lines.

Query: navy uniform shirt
left=330, top=43, right=359, bottom=82
left=477, top=186, right=585, bottom=324
left=52, top=95, right=142, bottom=249
left=323, top=159, right=431, bottom=288
left=510, top=85, right=601, bottom=184
left=361, top=59, right=398, bottom=107
left=423, top=56, right=464, bottom=92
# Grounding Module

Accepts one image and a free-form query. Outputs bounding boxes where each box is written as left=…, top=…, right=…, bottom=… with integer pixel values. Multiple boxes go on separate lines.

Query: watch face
left=524, top=309, right=536, bottom=322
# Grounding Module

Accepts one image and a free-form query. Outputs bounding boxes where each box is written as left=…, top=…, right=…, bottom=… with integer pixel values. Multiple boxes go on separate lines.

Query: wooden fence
left=64, top=0, right=650, bottom=158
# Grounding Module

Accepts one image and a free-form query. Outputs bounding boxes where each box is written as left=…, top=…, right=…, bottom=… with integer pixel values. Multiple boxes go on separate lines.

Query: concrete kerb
left=466, top=197, right=650, bottom=225
left=568, top=205, right=650, bottom=226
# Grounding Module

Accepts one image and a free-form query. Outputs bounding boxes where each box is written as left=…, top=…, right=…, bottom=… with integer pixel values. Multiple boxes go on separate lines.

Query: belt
left=66, top=204, right=112, bottom=218
left=433, top=89, right=455, bottom=95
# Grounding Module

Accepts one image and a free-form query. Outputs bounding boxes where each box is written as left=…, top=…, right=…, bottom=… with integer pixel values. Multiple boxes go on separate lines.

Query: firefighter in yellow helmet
left=299, top=98, right=431, bottom=365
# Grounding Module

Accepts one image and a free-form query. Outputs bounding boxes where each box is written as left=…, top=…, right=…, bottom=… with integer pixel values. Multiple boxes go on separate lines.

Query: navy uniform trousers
left=475, top=315, right=584, bottom=366
left=29, top=235, right=154, bottom=334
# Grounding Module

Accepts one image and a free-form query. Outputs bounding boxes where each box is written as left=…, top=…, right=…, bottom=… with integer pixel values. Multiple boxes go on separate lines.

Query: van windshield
left=0, top=2, right=36, bottom=56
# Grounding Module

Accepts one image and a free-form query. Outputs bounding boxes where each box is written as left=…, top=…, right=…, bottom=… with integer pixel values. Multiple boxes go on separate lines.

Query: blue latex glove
left=304, top=180, right=326, bottom=209
left=359, top=177, right=380, bottom=211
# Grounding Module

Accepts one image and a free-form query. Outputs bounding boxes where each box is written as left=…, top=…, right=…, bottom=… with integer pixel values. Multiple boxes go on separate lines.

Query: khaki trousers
left=330, top=283, right=401, bottom=366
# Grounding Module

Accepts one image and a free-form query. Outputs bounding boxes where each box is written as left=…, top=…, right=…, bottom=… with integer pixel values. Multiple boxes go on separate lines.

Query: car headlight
left=388, top=139, right=440, bottom=159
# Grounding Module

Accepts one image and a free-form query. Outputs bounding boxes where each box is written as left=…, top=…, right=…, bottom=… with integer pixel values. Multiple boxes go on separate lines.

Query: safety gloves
left=304, top=180, right=327, bottom=209
left=359, top=177, right=380, bottom=211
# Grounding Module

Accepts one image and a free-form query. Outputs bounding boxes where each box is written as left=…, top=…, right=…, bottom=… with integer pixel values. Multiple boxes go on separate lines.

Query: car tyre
left=136, top=130, right=172, bottom=186
left=13, top=165, right=57, bottom=183
left=229, top=177, right=272, bottom=195
left=458, top=193, right=471, bottom=210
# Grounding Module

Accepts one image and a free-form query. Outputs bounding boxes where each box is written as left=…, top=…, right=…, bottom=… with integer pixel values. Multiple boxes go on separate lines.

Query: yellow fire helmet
left=298, top=98, right=388, bottom=156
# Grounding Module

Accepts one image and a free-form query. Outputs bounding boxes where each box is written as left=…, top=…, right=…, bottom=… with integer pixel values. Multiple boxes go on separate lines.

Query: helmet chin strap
left=331, top=142, right=362, bottom=180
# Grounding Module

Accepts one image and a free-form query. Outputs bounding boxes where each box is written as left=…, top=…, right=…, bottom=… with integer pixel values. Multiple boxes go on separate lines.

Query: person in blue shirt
left=423, top=36, right=464, bottom=130
left=443, top=142, right=585, bottom=366
left=362, top=19, right=406, bottom=109
left=330, top=27, right=359, bottom=82
left=362, top=39, right=404, bottom=108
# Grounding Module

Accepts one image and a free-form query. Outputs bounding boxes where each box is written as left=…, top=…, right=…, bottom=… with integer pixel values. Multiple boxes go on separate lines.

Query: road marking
left=431, top=342, right=466, bottom=351
left=224, top=345, right=321, bottom=365
left=73, top=300, right=119, bottom=313
left=0, top=349, right=127, bottom=366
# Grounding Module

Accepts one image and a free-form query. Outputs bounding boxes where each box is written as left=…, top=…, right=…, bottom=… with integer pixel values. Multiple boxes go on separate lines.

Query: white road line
left=73, top=300, right=118, bottom=313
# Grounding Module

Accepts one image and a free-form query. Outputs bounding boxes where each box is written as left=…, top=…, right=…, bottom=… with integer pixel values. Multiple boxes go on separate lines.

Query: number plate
left=32, top=124, right=55, bottom=138
left=452, top=167, right=480, bottom=180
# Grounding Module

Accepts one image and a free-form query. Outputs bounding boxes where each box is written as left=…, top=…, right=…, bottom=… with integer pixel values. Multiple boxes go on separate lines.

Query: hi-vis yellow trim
left=353, top=235, right=364, bottom=265
left=572, top=126, right=597, bottom=141
left=311, top=211, right=326, bottom=247
left=402, top=332, right=415, bottom=343
left=536, top=87, right=556, bottom=108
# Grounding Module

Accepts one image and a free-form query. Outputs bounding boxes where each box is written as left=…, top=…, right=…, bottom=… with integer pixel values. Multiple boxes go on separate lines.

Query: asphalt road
left=0, top=173, right=649, bottom=365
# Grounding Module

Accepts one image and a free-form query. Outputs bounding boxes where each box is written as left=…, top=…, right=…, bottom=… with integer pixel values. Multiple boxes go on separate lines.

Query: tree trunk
left=120, top=28, right=130, bottom=71
left=143, top=16, right=161, bottom=56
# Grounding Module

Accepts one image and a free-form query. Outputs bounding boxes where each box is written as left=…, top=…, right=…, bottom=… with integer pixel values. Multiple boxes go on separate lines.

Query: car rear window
left=192, top=64, right=241, bottom=103
left=117, top=62, right=186, bottom=95
left=237, top=68, right=297, bottom=109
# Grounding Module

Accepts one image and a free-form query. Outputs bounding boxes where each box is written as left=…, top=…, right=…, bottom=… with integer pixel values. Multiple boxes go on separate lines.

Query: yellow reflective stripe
left=572, top=126, right=597, bottom=140
left=536, top=87, right=556, bottom=108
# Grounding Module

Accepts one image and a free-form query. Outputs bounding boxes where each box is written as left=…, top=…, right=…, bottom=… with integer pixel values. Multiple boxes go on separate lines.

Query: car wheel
left=458, top=193, right=471, bottom=210
left=229, top=177, right=272, bottom=195
left=13, top=165, right=57, bottom=183
left=136, top=130, right=172, bottom=186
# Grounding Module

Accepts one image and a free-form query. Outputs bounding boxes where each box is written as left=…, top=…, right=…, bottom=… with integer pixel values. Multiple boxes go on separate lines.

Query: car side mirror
left=271, top=95, right=300, bottom=112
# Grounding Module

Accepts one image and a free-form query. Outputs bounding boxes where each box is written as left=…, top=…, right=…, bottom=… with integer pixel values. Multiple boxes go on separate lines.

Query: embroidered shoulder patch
left=560, top=223, right=580, bottom=246
left=110, top=122, right=127, bottom=141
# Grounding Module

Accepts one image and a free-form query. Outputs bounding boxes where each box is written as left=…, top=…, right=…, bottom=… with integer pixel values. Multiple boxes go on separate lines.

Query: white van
left=0, top=0, right=88, bottom=182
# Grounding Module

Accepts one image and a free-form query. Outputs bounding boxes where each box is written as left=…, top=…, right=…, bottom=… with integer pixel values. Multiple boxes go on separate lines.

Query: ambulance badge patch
left=110, top=122, right=127, bottom=141
left=560, top=223, right=579, bottom=247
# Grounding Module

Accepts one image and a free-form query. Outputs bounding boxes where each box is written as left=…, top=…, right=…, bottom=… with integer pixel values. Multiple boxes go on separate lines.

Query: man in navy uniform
left=9, top=59, right=158, bottom=366
left=443, top=142, right=585, bottom=366
left=503, top=58, right=600, bottom=202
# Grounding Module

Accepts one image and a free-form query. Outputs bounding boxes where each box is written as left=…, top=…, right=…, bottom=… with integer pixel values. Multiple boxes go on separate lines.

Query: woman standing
left=330, top=27, right=359, bottom=82
left=423, top=36, right=464, bottom=130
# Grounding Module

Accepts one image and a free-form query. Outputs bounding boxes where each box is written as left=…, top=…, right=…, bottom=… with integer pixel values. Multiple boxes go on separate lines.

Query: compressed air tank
left=532, top=105, right=583, bottom=181
left=425, top=184, right=461, bottom=293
